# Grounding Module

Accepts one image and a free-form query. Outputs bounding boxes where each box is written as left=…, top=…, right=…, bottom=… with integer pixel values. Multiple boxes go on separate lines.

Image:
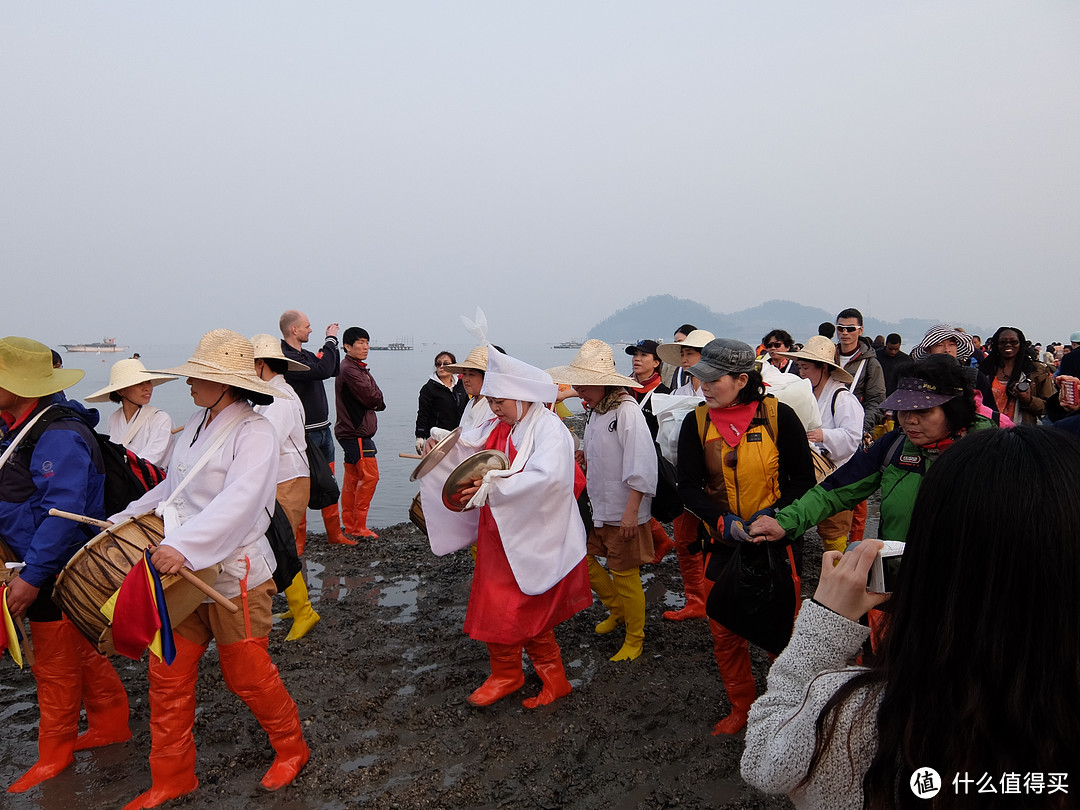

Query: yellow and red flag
left=0, top=583, right=25, bottom=668
left=102, top=549, right=175, bottom=664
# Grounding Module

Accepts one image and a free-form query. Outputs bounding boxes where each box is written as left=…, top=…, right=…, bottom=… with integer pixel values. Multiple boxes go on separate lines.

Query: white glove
left=415, top=438, right=425, bottom=454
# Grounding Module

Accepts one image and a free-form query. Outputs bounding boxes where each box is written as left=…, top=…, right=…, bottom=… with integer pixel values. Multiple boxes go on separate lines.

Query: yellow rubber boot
left=587, top=556, right=623, bottom=634
left=609, top=568, right=645, bottom=662
left=822, top=534, right=848, bottom=554
left=284, top=572, right=320, bottom=641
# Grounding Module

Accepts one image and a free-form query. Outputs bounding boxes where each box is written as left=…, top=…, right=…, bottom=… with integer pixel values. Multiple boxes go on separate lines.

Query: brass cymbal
left=441, top=449, right=510, bottom=512
left=409, top=427, right=462, bottom=482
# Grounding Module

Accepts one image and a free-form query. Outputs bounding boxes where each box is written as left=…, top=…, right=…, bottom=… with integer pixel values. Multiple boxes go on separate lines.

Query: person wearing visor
left=750, top=355, right=995, bottom=549
left=675, top=338, right=814, bottom=736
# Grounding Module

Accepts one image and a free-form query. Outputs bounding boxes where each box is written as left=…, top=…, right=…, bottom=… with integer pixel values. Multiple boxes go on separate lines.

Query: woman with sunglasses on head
left=414, top=350, right=468, bottom=453
left=675, top=339, right=815, bottom=736
left=978, top=326, right=1056, bottom=426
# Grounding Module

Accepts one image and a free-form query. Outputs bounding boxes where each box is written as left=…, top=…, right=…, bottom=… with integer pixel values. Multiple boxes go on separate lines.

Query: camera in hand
left=866, top=540, right=905, bottom=594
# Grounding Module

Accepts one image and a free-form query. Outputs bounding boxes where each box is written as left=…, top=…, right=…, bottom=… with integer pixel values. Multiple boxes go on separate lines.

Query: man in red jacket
left=334, top=327, right=385, bottom=539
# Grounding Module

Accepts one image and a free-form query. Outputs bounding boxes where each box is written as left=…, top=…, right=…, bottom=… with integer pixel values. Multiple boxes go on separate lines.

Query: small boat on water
left=60, top=337, right=128, bottom=353
left=553, top=339, right=585, bottom=349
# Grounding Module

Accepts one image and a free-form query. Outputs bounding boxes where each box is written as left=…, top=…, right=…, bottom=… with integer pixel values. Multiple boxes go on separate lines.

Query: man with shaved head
left=280, top=310, right=352, bottom=546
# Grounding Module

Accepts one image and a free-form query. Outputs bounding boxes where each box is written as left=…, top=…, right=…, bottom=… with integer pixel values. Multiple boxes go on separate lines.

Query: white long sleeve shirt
left=106, top=404, right=175, bottom=468
left=255, top=375, right=308, bottom=484
left=110, top=400, right=279, bottom=599
left=582, top=396, right=656, bottom=526
left=814, top=377, right=865, bottom=467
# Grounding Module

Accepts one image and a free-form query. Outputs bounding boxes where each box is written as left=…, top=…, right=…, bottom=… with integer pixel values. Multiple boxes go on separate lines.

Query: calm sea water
left=56, top=341, right=594, bottom=531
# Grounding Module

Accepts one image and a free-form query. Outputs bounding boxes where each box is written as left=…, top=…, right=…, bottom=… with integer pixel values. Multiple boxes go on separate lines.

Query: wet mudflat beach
left=1, top=520, right=819, bottom=810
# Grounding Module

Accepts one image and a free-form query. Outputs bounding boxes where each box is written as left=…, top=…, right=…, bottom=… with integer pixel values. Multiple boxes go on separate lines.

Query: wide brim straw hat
left=481, top=347, right=558, bottom=403
left=0, top=337, right=84, bottom=398
left=910, top=325, right=974, bottom=363
left=85, top=358, right=177, bottom=403
left=775, top=335, right=854, bottom=384
left=157, top=329, right=280, bottom=401
left=656, top=330, right=716, bottom=365
left=251, top=333, right=309, bottom=372
left=546, top=339, right=641, bottom=388
left=444, top=345, right=489, bottom=374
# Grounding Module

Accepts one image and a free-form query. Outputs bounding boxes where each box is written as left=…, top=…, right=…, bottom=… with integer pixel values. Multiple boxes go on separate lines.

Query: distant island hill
left=584, top=295, right=992, bottom=350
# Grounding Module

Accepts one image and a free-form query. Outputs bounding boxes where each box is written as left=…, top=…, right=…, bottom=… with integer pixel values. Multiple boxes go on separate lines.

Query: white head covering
left=480, top=348, right=557, bottom=403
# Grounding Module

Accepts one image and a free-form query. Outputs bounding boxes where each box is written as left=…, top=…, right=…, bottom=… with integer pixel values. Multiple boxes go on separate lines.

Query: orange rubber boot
left=649, top=518, right=675, bottom=563
left=217, top=638, right=309, bottom=791
left=466, top=643, right=525, bottom=706
left=324, top=460, right=355, bottom=545
left=74, top=634, right=131, bottom=750
left=522, top=630, right=572, bottom=709
left=122, top=635, right=205, bottom=809
left=663, top=511, right=707, bottom=621
left=709, top=619, right=757, bottom=735
left=8, top=619, right=82, bottom=793
left=353, top=457, right=379, bottom=538
left=340, top=461, right=360, bottom=535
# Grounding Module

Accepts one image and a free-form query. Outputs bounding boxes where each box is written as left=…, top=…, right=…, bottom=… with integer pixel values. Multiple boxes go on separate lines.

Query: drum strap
left=0, top=405, right=55, bottom=474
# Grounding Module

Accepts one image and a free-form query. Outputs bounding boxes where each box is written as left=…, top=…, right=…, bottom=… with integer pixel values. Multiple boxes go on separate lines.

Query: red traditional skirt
left=462, top=422, right=592, bottom=645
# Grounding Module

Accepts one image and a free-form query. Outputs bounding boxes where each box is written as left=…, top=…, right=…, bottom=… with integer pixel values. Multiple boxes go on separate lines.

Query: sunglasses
left=765, top=342, right=786, bottom=349
left=835, top=325, right=860, bottom=333
left=435, top=361, right=454, bottom=367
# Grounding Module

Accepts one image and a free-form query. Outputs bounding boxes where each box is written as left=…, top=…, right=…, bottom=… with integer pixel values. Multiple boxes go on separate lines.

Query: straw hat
left=546, top=340, right=641, bottom=388
left=85, top=359, right=177, bottom=403
left=250, top=333, right=309, bottom=371
left=481, top=348, right=558, bottom=402
left=157, top=329, right=280, bottom=401
left=0, top=337, right=84, bottom=398
left=656, top=330, right=716, bottom=366
left=444, top=345, right=489, bottom=374
left=774, top=336, right=853, bottom=384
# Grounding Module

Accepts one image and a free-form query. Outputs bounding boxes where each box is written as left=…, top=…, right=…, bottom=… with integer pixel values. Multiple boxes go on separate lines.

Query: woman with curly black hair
left=978, top=326, right=1056, bottom=425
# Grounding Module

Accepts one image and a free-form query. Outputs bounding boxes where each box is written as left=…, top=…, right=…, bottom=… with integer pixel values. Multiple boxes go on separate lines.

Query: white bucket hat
left=774, top=335, right=853, bottom=384
left=546, top=339, right=640, bottom=388
left=157, top=329, right=280, bottom=401
left=656, top=329, right=716, bottom=366
left=481, top=348, right=558, bottom=403
left=85, top=358, right=177, bottom=403
left=250, top=333, right=309, bottom=371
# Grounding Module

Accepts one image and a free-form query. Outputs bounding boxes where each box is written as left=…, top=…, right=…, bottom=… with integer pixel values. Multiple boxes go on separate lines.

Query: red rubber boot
left=522, top=630, right=572, bottom=709
left=74, top=633, right=131, bottom=750
left=467, top=643, right=525, bottom=706
left=649, top=518, right=675, bottom=563
left=122, top=636, right=205, bottom=809
left=8, top=619, right=82, bottom=793
left=663, top=511, right=707, bottom=621
left=217, top=638, right=309, bottom=791
left=709, top=619, right=757, bottom=736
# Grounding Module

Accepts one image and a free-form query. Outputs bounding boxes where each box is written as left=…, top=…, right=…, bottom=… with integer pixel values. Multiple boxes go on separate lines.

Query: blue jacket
left=0, top=395, right=105, bottom=587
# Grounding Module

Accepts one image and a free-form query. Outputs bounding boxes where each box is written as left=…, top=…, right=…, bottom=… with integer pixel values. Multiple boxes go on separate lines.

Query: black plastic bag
left=705, top=541, right=800, bottom=656
left=651, top=443, right=683, bottom=522
left=265, top=502, right=302, bottom=592
left=306, top=441, right=340, bottom=510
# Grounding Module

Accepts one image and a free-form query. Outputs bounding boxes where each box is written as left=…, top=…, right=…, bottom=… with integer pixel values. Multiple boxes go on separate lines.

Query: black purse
left=265, top=502, right=302, bottom=592
left=304, top=441, right=340, bottom=510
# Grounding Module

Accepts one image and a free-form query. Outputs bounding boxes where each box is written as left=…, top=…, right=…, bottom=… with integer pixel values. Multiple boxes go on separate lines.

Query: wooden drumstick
left=399, top=452, right=423, bottom=459
left=47, top=508, right=239, bottom=614
left=171, top=425, right=185, bottom=435
left=20, top=618, right=36, bottom=667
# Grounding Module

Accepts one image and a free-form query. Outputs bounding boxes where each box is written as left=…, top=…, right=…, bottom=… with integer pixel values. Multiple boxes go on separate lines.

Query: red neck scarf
left=707, top=400, right=760, bottom=447
left=921, top=428, right=966, bottom=456
left=633, top=373, right=662, bottom=397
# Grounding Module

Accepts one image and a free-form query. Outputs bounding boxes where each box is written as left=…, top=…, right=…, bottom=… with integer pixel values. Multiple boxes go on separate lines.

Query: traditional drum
left=409, top=492, right=427, bottom=537
left=53, top=512, right=218, bottom=655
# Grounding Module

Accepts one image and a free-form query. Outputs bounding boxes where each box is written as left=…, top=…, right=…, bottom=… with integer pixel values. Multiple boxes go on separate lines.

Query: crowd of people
left=2, top=308, right=1078, bottom=808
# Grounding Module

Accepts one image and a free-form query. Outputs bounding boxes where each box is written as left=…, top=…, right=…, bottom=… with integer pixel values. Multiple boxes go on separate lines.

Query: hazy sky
left=3, top=2, right=1078, bottom=348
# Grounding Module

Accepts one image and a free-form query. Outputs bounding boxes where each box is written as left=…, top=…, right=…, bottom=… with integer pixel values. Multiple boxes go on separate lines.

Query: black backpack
left=24, top=406, right=166, bottom=516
